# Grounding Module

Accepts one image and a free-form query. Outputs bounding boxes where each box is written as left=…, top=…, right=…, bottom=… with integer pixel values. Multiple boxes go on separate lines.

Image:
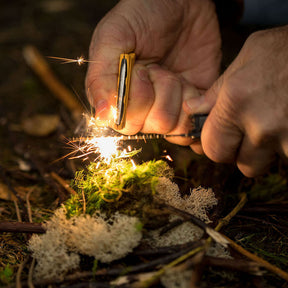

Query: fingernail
left=185, top=95, right=210, bottom=113
left=136, top=67, right=150, bottom=83
left=95, top=99, right=108, bottom=117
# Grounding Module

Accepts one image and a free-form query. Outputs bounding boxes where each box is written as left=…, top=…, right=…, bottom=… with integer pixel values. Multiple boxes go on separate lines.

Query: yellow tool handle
left=114, top=53, right=135, bottom=130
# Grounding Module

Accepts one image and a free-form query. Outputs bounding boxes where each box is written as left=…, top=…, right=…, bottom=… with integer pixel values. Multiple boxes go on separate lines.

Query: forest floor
left=0, top=1, right=288, bottom=287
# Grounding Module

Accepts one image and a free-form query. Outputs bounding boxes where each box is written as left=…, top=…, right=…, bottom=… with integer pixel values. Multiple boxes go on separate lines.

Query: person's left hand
left=184, top=26, right=288, bottom=177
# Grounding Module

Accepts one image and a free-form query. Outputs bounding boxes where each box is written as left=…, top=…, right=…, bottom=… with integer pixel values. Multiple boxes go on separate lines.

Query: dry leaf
left=21, top=114, right=60, bottom=137
left=0, top=182, right=16, bottom=201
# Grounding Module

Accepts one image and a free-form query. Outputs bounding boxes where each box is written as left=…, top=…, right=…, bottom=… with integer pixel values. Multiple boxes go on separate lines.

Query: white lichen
left=29, top=228, right=80, bottom=280
left=160, top=269, right=193, bottom=288
left=156, top=177, right=218, bottom=222
left=147, top=178, right=218, bottom=248
left=29, top=208, right=142, bottom=280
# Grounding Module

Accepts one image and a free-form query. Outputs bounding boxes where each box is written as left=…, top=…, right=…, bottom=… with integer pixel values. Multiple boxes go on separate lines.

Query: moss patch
left=65, top=158, right=173, bottom=226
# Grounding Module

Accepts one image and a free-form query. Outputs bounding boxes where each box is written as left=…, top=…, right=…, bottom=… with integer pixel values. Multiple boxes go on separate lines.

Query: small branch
left=28, top=258, right=36, bottom=288
left=0, top=221, right=45, bottom=234
left=141, top=246, right=204, bottom=287
left=163, top=204, right=229, bottom=247
left=203, top=256, right=263, bottom=275
left=224, top=235, right=288, bottom=282
left=23, top=45, right=84, bottom=121
left=26, top=187, right=35, bottom=223
left=50, top=172, right=76, bottom=195
left=215, top=193, right=247, bottom=232
left=14, top=200, right=22, bottom=223
left=16, top=257, right=29, bottom=288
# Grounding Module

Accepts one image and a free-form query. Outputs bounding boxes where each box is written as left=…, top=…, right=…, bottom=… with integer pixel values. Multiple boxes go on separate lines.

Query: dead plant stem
left=225, top=235, right=288, bottom=282
left=50, top=172, right=77, bottom=195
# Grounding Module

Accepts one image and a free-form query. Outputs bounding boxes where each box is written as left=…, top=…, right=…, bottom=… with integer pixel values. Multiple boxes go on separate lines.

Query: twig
left=163, top=204, right=229, bottom=247
left=215, top=193, right=247, bottom=232
left=203, top=256, right=263, bottom=276
left=224, top=235, right=288, bottom=282
left=134, top=240, right=203, bottom=257
left=29, top=156, right=67, bottom=202
left=81, top=188, right=86, bottom=213
left=23, top=45, right=84, bottom=121
left=26, top=187, right=35, bottom=223
left=141, top=246, right=204, bottom=287
left=16, top=257, right=29, bottom=288
left=28, top=258, right=35, bottom=288
left=50, top=172, right=76, bottom=195
left=0, top=165, right=29, bottom=222
left=14, top=200, right=22, bottom=222
left=159, top=218, right=184, bottom=236
left=0, top=221, right=45, bottom=233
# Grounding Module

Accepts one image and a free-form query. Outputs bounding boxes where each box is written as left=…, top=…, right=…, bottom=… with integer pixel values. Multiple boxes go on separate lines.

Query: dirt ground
left=0, top=1, right=288, bottom=287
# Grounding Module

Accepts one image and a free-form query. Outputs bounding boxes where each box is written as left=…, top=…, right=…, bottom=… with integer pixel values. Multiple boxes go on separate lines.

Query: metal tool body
left=118, top=113, right=208, bottom=141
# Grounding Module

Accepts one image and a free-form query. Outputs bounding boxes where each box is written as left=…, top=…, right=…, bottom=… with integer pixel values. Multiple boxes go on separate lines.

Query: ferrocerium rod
left=118, top=133, right=200, bottom=141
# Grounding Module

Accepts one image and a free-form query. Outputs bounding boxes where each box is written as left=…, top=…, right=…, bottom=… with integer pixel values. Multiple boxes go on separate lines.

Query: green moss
left=64, top=158, right=172, bottom=225
left=0, top=264, right=13, bottom=284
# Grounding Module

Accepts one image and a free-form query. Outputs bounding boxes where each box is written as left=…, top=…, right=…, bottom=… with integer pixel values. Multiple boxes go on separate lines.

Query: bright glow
left=111, top=105, right=117, bottom=123
left=76, top=56, right=85, bottom=66
left=164, top=155, right=173, bottom=162
left=85, top=135, right=119, bottom=161
left=69, top=114, right=136, bottom=163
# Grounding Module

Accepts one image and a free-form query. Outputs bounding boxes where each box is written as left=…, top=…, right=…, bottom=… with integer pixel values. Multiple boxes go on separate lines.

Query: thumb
left=200, top=74, right=243, bottom=163
left=183, top=75, right=223, bottom=115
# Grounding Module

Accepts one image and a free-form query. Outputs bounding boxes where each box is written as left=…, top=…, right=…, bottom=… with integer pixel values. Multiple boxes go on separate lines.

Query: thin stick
left=81, top=188, right=86, bottom=213
left=23, top=45, right=84, bottom=121
left=215, top=193, right=247, bottom=232
left=164, top=204, right=229, bottom=247
left=225, top=235, right=288, bottom=282
left=14, top=200, right=22, bottom=222
left=141, top=246, right=204, bottom=287
left=16, top=258, right=29, bottom=288
left=28, top=258, right=35, bottom=288
left=0, top=221, right=45, bottom=233
left=50, top=172, right=76, bottom=195
left=26, top=187, right=35, bottom=223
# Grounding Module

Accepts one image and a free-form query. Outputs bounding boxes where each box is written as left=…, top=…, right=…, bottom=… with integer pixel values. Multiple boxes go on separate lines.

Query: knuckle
left=145, top=110, right=178, bottom=134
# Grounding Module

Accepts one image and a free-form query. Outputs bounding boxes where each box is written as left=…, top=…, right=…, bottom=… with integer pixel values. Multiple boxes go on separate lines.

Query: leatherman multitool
left=114, top=53, right=207, bottom=141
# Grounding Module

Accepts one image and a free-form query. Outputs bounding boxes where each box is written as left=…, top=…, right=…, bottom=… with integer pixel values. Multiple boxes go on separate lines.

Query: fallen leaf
left=21, top=114, right=60, bottom=137
left=0, top=183, right=16, bottom=201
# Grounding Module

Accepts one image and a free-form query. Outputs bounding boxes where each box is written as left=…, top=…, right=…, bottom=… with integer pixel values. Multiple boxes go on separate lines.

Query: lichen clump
left=29, top=208, right=142, bottom=280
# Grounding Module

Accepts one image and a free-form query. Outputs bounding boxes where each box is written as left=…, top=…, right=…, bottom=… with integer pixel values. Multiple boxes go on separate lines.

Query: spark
left=131, top=159, right=136, bottom=170
left=48, top=56, right=97, bottom=66
left=164, top=155, right=173, bottom=162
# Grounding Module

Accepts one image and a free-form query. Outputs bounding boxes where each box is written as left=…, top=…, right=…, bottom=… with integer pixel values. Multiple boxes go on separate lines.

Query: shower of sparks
left=68, top=114, right=137, bottom=163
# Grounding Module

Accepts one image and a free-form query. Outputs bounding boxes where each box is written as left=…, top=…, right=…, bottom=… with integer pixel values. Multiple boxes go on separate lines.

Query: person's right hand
left=86, top=0, right=221, bottom=145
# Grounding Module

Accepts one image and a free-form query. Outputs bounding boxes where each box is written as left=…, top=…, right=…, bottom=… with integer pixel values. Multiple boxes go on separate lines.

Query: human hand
left=184, top=26, right=288, bottom=176
left=86, top=0, right=221, bottom=145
